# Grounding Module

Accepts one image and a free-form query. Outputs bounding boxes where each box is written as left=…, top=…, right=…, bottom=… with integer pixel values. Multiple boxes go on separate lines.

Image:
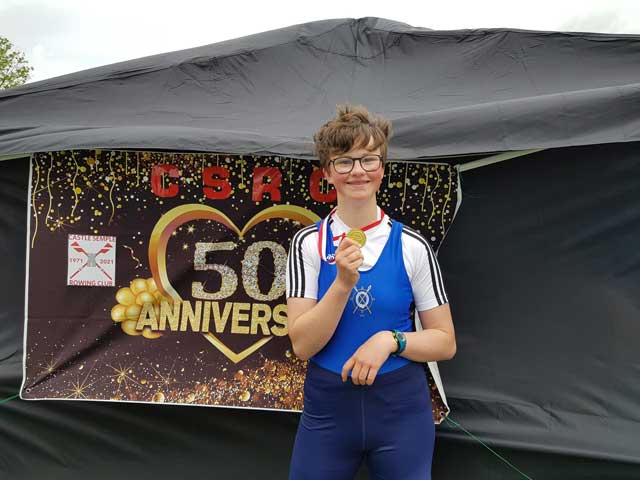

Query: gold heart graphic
left=148, top=204, right=320, bottom=363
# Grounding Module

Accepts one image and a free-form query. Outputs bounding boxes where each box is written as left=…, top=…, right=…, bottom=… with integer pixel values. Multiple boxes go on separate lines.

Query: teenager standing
left=286, top=105, right=456, bottom=480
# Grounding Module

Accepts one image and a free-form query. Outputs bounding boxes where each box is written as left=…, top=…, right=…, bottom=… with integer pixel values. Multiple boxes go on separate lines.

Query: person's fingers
left=337, top=250, right=363, bottom=276
left=358, top=365, right=369, bottom=385
left=351, top=362, right=363, bottom=385
left=342, top=248, right=363, bottom=263
left=345, top=259, right=363, bottom=271
left=351, top=254, right=364, bottom=266
left=341, top=357, right=355, bottom=382
left=337, top=237, right=359, bottom=252
left=339, top=248, right=362, bottom=265
left=365, top=367, right=379, bottom=386
left=341, top=245, right=359, bottom=256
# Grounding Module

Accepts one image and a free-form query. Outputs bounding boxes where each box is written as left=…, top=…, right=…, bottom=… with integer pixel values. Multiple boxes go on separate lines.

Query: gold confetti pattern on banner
left=45, top=154, right=54, bottom=230
left=25, top=350, right=307, bottom=411
left=143, top=353, right=308, bottom=410
left=64, top=361, right=100, bottom=399
left=30, top=159, right=41, bottom=248
left=29, top=150, right=456, bottom=248
left=107, top=152, right=117, bottom=224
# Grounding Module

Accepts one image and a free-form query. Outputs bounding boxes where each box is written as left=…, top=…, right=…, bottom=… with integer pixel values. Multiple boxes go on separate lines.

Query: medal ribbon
left=317, top=208, right=385, bottom=264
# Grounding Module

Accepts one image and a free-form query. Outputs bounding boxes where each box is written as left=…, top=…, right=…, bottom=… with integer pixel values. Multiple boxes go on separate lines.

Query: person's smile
left=346, top=179, right=370, bottom=188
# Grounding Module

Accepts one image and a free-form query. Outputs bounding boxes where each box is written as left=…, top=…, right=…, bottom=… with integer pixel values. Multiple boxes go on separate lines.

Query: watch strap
left=391, top=330, right=407, bottom=355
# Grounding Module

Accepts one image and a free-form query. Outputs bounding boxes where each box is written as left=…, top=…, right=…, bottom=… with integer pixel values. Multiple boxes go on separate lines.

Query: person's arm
left=400, top=303, right=456, bottom=362
left=340, top=304, right=456, bottom=384
left=400, top=229, right=455, bottom=362
left=288, top=237, right=362, bottom=360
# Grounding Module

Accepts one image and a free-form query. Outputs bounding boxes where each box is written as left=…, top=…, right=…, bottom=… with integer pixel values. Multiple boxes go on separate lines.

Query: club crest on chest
left=350, top=285, right=375, bottom=316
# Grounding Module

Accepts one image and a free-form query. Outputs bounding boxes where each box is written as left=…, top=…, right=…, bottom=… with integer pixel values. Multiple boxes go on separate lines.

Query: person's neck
left=335, top=201, right=378, bottom=229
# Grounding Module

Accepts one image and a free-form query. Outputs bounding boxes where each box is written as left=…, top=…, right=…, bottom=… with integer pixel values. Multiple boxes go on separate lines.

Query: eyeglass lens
left=333, top=156, right=382, bottom=173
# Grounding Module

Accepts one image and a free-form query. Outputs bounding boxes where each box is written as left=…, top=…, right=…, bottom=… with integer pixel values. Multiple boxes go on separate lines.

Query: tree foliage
left=0, top=36, right=33, bottom=89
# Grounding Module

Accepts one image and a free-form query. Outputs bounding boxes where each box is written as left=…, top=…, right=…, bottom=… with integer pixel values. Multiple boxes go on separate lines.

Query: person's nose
left=350, top=159, right=367, bottom=175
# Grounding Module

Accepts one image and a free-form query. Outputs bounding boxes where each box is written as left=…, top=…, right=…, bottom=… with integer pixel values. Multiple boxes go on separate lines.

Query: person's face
left=323, top=137, right=385, bottom=204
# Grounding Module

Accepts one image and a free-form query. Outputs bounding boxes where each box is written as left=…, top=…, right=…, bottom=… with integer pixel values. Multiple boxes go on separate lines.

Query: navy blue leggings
left=289, top=361, right=435, bottom=480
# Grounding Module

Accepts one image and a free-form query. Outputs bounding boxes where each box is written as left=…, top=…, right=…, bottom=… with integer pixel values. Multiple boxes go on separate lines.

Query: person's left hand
left=341, top=331, right=397, bottom=385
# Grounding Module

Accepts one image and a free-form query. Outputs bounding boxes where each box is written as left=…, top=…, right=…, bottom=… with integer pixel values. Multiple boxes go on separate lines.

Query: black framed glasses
left=329, top=154, right=384, bottom=174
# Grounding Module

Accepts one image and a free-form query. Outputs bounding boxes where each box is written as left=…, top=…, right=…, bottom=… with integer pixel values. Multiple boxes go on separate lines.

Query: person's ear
left=323, top=167, right=334, bottom=184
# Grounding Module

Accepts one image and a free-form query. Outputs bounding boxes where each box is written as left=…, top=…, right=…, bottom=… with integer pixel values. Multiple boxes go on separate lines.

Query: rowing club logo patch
left=67, top=234, right=117, bottom=287
left=350, top=285, right=375, bottom=316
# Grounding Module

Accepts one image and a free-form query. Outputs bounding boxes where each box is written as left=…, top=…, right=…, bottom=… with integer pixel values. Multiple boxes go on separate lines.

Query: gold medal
left=346, top=229, right=366, bottom=247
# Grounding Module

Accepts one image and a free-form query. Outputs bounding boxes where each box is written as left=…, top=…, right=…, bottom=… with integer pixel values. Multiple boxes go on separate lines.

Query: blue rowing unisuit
left=311, top=219, right=414, bottom=375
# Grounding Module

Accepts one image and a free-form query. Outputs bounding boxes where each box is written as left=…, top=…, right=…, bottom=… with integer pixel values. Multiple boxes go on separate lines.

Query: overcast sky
left=3, top=0, right=640, bottom=83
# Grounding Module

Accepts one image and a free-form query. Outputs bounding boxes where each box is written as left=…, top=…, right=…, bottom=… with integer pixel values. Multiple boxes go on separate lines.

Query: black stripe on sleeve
left=418, top=231, right=448, bottom=304
left=426, top=241, right=448, bottom=304
left=289, top=225, right=317, bottom=298
left=287, top=234, right=296, bottom=298
left=402, top=226, right=448, bottom=305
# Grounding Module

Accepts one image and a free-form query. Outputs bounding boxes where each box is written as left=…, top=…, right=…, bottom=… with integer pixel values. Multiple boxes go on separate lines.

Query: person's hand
left=334, top=237, right=362, bottom=289
left=341, top=331, right=397, bottom=385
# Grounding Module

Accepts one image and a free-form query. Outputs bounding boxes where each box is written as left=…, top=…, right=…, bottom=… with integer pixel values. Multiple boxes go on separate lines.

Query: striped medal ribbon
left=317, top=208, right=385, bottom=264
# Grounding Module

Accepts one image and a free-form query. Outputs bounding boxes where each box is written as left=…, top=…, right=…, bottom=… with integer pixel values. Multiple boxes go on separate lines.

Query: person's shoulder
left=290, top=223, right=319, bottom=246
left=292, top=223, right=318, bottom=237
left=400, top=224, right=434, bottom=252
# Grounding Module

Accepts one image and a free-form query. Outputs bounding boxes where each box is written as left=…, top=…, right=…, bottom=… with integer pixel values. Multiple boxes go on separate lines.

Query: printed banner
left=22, top=150, right=459, bottom=411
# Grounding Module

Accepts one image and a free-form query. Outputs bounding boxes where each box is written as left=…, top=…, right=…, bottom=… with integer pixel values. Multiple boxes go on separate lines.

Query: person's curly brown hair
left=313, top=104, right=392, bottom=169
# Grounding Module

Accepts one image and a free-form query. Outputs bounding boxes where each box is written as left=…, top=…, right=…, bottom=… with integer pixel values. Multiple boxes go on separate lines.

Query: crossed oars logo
left=69, top=241, right=114, bottom=281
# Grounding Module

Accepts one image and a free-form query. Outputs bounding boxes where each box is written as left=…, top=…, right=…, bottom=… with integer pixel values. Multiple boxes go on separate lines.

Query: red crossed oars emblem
left=69, top=241, right=114, bottom=280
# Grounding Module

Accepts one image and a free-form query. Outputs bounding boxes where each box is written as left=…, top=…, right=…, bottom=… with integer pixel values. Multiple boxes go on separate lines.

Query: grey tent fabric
left=2, top=17, right=640, bottom=160
left=2, top=17, right=640, bottom=479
